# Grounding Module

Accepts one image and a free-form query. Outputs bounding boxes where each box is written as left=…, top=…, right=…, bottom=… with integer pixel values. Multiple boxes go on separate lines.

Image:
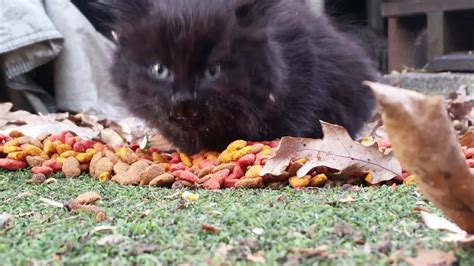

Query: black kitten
left=97, top=0, right=377, bottom=153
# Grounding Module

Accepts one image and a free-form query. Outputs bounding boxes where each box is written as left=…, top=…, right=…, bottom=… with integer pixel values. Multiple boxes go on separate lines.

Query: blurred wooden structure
left=382, top=0, right=474, bottom=71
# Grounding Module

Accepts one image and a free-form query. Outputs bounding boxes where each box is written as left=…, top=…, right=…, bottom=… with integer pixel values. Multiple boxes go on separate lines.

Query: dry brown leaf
left=289, top=245, right=328, bottom=258
left=459, top=130, right=474, bottom=148
left=96, top=234, right=128, bottom=246
left=201, top=224, right=220, bottom=234
left=366, top=81, right=474, bottom=233
left=246, top=252, right=266, bottom=264
left=261, top=122, right=401, bottom=184
left=74, top=192, right=101, bottom=205
left=404, top=248, right=456, bottom=266
left=40, top=197, right=65, bottom=208
left=0, top=213, right=13, bottom=229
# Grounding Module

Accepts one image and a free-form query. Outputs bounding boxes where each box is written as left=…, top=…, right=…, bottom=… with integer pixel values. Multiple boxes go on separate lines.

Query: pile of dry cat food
left=0, top=130, right=417, bottom=189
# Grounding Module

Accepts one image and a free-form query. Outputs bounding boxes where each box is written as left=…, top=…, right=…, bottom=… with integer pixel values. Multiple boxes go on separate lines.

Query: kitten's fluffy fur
left=98, top=0, right=377, bottom=153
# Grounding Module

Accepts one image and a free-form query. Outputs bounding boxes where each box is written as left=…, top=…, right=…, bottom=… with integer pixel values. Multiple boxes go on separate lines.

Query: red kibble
left=467, top=159, right=474, bottom=168
left=81, top=140, right=95, bottom=149
left=203, top=169, right=230, bottom=190
left=0, top=158, right=27, bottom=170
left=73, top=142, right=87, bottom=153
left=223, top=178, right=239, bottom=188
left=255, top=154, right=271, bottom=165
left=170, top=152, right=181, bottom=164
left=32, top=166, right=53, bottom=176
left=42, top=159, right=63, bottom=171
left=64, top=136, right=77, bottom=147
left=169, top=163, right=186, bottom=172
left=172, top=170, right=199, bottom=183
left=129, top=143, right=140, bottom=151
left=464, top=148, right=474, bottom=159
left=199, top=159, right=217, bottom=169
left=0, top=134, right=11, bottom=144
left=238, top=154, right=256, bottom=168
left=148, top=147, right=160, bottom=153
left=227, top=165, right=244, bottom=180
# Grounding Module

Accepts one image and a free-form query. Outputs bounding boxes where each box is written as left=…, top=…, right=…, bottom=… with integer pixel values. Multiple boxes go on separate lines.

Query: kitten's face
left=110, top=0, right=286, bottom=151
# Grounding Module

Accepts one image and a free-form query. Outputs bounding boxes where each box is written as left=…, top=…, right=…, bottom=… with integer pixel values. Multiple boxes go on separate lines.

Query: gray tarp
left=0, top=0, right=129, bottom=119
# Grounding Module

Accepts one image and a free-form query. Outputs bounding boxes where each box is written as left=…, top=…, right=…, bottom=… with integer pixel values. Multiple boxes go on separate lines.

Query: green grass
left=0, top=170, right=473, bottom=265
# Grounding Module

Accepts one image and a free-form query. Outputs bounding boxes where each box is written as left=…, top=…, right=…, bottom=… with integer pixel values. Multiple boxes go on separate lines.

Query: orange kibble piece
left=260, top=147, right=273, bottom=156
left=51, top=153, right=59, bottom=160
left=60, top=150, right=77, bottom=158
left=9, top=130, right=24, bottom=138
left=364, top=172, right=373, bottom=183
left=7, top=151, right=27, bottom=161
left=56, top=157, right=66, bottom=164
left=227, top=140, right=247, bottom=151
left=23, top=144, right=43, bottom=156
left=289, top=175, right=311, bottom=188
left=43, top=139, right=56, bottom=154
left=245, top=165, right=263, bottom=179
left=310, top=174, right=328, bottom=187
left=403, top=175, right=418, bottom=185
left=217, top=150, right=233, bottom=163
left=3, top=145, right=21, bottom=153
left=55, top=144, right=72, bottom=154
left=159, top=163, right=170, bottom=171
left=232, top=146, right=253, bottom=161
left=205, top=151, right=220, bottom=161
left=99, top=171, right=111, bottom=182
left=152, top=152, right=166, bottom=163
left=76, top=153, right=93, bottom=163
left=86, top=148, right=97, bottom=155
left=179, top=153, right=192, bottom=167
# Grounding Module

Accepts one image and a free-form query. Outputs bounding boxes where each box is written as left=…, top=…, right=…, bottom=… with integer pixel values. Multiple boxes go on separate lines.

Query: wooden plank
left=382, top=0, right=474, bottom=17
left=367, top=0, right=384, bottom=34
left=427, top=11, right=447, bottom=60
left=387, top=17, right=416, bottom=71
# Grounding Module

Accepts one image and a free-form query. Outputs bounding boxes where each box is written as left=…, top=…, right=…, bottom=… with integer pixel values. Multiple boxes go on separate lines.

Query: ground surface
left=0, top=170, right=473, bottom=265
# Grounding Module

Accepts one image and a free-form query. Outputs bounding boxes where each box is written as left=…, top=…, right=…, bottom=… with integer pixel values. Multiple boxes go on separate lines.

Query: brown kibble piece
left=236, top=176, right=263, bottom=189
left=26, top=156, right=45, bottom=167
left=267, top=181, right=288, bottom=190
left=112, top=160, right=150, bottom=185
left=149, top=173, right=175, bottom=187
left=105, top=150, right=120, bottom=164
left=139, top=164, right=165, bottom=186
left=62, top=157, right=81, bottom=178
left=113, top=161, right=130, bottom=175
left=95, top=212, right=107, bottom=222
left=262, top=171, right=290, bottom=183
left=197, top=166, right=213, bottom=178
left=89, top=152, right=103, bottom=177
left=119, top=147, right=139, bottom=164
left=26, top=173, right=46, bottom=184
left=288, top=161, right=304, bottom=177
left=74, top=191, right=101, bottom=205
left=94, top=157, right=114, bottom=179
left=172, top=179, right=195, bottom=189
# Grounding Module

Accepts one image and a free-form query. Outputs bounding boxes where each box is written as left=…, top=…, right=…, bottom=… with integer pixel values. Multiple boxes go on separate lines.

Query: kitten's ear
left=91, top=0, right=152, bottom=28
left=234, top=0, right=279, bottom=27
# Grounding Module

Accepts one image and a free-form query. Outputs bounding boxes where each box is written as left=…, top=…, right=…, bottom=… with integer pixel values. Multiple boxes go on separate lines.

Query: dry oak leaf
left=261, top=122, right=401, bottom=184
left=366, top=81, right=474, bottom=233
left=404, top=248, right=456, bottom=266
left=74, top=192, right=101, bottom=205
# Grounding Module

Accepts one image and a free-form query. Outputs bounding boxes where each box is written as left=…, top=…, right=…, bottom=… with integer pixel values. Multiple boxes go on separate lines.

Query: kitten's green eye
left=150, top=64, right=170, bottom=80
left=204, top=65, right=221, bottom=80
